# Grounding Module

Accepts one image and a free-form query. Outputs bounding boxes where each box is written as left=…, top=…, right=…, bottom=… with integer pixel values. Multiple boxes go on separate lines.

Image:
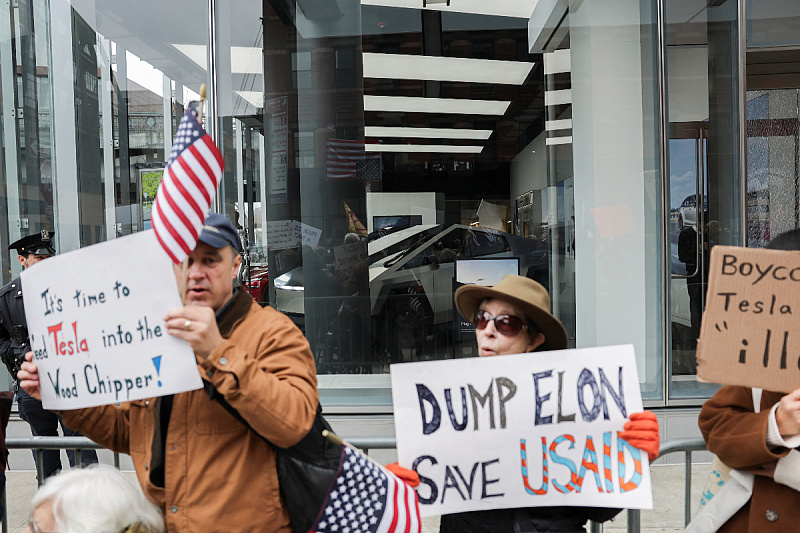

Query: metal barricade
left=626, top=437, right=709, bottom=532
left=0, top=435, right=710, bottom=533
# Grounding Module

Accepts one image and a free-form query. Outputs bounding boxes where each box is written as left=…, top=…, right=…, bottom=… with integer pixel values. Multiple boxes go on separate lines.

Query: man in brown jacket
left=18, top=213, right=319, bottom=533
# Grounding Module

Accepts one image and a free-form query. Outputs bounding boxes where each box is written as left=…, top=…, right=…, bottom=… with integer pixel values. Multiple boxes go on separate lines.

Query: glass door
left=664, top=0, right=742, bottom=402
left=668, top=122, right=719, bottom=397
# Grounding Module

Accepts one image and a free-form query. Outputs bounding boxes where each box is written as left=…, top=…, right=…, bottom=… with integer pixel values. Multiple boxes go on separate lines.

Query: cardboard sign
left=391, top=345, right=651, bottom=517
left=697, top=245, right=800, bottom=393
left=21, top=231, right=203, bottom=409
left=333, top=242, right=366, bottom=270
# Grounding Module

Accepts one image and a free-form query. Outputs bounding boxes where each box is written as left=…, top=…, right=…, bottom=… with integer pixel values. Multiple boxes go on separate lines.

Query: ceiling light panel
left=173, top=44, right=263, bottom=75
left=363, top=52, right=534, bottom=85
left=365, top=126, right=492, bottom=140
left=544, top=89, right=571, bottom=106
left=545, top=119, right=572, bottom=131
left=361, top=0, right=538, bottom=19
left=546, top=136, right=572, bottom=145
left=365, top=144, right=484, bottom=153
left=364, top=95, right=510, bottom=115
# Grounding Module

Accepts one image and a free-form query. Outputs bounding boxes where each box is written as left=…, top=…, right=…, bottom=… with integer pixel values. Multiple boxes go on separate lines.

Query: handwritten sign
left=333, top=242, right=366, bottom=270
left=266, top=220, right=296, bottom=251
left=21, top=231, right=202, bottom=409
left=293, top=221, right=322, bottom=248
left=391, top=345, right=651, bottom=517
left=267, top=96, right=288, bottom=204
left=697, top=245, right=800, bottom=393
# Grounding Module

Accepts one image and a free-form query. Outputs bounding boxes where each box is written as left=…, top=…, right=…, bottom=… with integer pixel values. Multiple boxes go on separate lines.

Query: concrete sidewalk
left=3, top=462, right=712, bottom=532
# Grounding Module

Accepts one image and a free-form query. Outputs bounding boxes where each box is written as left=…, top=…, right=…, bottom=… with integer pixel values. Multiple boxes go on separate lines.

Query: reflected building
left=1, top=0, right=800, bottom=414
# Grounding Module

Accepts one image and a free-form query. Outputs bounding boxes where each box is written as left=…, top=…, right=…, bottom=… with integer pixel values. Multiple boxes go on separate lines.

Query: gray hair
left=31, top=465, right=164, bottom=533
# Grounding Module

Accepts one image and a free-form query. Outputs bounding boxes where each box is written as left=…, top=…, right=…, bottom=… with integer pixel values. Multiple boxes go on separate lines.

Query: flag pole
left=322, top=430, right=388, bottom=470
left=197, top=83, right=207, bottom=123
left=178, top=83, right=208, bottom=304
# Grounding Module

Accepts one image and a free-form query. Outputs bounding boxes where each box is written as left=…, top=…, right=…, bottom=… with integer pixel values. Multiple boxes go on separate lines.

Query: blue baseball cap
left=198, top=213, right=242, bottom=253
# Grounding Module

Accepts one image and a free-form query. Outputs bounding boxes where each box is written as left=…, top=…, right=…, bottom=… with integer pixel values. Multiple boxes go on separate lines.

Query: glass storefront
left=1, top=0, right=797, bottom=408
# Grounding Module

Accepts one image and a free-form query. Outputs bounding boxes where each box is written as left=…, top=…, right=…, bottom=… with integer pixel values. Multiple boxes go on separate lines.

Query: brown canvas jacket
left=61, top=289, right=319, bottom=533
left=699, top=385, right=800, bottom=532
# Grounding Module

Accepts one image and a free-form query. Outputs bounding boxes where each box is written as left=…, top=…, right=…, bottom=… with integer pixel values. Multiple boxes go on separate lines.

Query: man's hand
left=164, top=306, right=224, bottom=360
left=619, top=411, right=660, bottom=462
left=776, top=387, right=800, bottom=437
left=17, top=352, right=42, bottom=400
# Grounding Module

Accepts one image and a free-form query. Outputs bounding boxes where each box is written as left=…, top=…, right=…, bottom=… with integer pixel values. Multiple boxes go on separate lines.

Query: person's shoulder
left=0, top=278, right=21, bottom=298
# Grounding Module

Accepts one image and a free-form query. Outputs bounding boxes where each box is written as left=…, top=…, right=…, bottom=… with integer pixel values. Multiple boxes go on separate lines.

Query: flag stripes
left=327, top=139, right=381, bottom=180
left=152, top=105, right=223, bottom=263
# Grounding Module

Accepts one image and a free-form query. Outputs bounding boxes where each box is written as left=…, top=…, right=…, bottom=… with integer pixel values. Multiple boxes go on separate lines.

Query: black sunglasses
left=472, top=309, right=528, bottom=337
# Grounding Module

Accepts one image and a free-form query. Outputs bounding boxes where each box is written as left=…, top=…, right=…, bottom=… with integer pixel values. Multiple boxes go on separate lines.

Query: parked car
left=677, top=194, right=707, bottom=229
left=275, top=223, right=546, bottom=325
left=242, top=263, right=269, bottom=304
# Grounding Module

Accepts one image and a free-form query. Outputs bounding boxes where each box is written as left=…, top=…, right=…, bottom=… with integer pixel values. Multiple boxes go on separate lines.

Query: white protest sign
left=391, top=344, right=651, bottom=517
left=333, top=242, right=366, bottom=270
left=267, top=220, right=297, bottom=251
left=293, top=220, right=322, bottom=248
left=21, top=230, right=203, bottom=409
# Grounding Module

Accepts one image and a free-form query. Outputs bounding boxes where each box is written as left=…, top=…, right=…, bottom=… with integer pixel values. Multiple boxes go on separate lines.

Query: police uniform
left=0, top=231, right=98, bottom=479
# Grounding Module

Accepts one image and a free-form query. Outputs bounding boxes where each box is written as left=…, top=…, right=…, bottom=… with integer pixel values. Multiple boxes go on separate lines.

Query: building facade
left=0, top=0, right=799, bottom=417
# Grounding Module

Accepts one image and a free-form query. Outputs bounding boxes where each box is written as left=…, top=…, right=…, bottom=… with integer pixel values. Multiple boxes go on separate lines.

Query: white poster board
left=21, top=231, right=203, bottom=409
left=266, top=220, right=297, bottom=251
left=293, top=221, right=322, bottom=248
left=391, top=344, right=651, bottom=517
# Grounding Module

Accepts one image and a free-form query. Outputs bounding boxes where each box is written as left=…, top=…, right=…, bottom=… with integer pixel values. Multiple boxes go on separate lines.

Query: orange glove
left=618, top=410, right=660, bottom=462
left=385, top=462, right=420, bottom=488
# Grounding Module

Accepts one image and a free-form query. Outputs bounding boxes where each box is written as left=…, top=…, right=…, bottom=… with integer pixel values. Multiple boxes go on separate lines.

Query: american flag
left=312, top=446, right=421, bottom=533
left=152, top=104, right=223, bottom=264
left=407, top=281, right=424, bottom=314
left=326, top=139, right=381, bottom=180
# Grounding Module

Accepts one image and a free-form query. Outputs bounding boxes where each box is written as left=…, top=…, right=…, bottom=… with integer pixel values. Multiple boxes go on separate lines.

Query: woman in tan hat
left=389, top=274, right=660, bottom=532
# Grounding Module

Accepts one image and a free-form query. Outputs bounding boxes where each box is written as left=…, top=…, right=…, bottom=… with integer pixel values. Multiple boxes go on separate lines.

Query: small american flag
left=327, top=139, right=381, bottom=180
left=312, top=446, right=421, bottom=533
left=152, top=104, right=223, bottom=264
left=407, top=281, right=424, bottom=314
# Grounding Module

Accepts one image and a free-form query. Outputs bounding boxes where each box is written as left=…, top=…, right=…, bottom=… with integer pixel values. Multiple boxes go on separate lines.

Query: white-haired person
left=389, top=274, right=660, bottom=532
left=25, top=464, right=164, bottom=533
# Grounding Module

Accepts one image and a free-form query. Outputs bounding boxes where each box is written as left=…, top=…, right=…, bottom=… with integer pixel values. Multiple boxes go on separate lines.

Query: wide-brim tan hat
left=454, top=274, right=568, bottom=351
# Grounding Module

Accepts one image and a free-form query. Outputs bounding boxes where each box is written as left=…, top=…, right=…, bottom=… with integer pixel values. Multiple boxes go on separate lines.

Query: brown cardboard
left=697, top=245, right=800, bottom=393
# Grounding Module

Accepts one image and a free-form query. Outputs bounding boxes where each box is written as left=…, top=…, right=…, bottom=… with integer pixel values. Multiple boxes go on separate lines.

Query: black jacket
left=439, top=506, right=621, bottom=533
left=0, top=277, right=29, bottom=377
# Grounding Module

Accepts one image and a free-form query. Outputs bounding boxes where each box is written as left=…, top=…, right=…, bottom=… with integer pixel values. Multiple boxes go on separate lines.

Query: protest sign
left=21, top=230, right=203, bottom=410
left=697, top=245, right=800, bottom=393
left=266, top=220, right=296, bottom=251
left=333, top=241, right=366, bottom=270
left=293, top=220, right=322, bottom=248
left=391, top=344, right=651, bottom=517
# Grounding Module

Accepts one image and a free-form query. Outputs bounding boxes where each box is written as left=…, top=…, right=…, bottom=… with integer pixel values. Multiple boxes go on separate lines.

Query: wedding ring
left=184, top=320, right=192, bottom=331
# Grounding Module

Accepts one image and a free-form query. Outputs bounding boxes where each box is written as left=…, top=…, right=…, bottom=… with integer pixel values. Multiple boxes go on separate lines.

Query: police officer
left=0, top=230, right=98, bottom=479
